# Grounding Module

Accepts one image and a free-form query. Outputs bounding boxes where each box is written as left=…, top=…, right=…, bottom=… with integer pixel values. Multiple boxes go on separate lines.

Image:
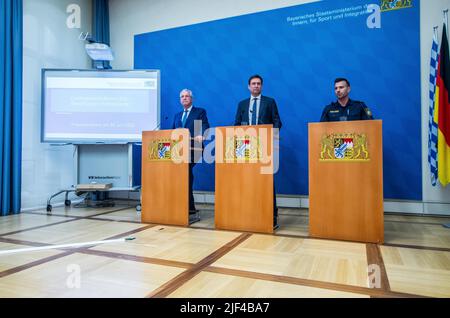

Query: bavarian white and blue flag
left=428, top=28, right=439, bottom=186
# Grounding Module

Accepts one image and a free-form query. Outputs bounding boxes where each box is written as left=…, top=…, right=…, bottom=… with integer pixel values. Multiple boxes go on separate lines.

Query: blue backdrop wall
left=135, top=0, right=421, bottom=200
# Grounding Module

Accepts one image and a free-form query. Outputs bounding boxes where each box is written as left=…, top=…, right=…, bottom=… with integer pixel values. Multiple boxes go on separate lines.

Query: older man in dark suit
left=234, top=75, right=282, bottom=229
left=172, top=89, right=210, bottom=220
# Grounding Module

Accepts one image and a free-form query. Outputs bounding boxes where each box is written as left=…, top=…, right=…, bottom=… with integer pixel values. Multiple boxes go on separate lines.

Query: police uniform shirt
left=320, top=99, right=373, bottom=122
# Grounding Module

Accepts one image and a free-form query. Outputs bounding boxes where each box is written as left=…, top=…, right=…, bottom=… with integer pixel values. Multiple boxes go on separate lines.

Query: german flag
left=437, top=24, right=450, bottom=186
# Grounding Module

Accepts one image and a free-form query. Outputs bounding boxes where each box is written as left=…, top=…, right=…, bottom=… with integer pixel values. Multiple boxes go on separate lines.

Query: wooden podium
left=215, top=125, right=274, bottom=233
left=141, top=129, right=190, bottom=226
left=308, top=120, right=384, bottom=243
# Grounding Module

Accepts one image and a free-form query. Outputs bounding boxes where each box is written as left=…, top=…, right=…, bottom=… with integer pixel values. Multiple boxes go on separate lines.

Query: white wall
left=22, top=0, right=92, bottom=210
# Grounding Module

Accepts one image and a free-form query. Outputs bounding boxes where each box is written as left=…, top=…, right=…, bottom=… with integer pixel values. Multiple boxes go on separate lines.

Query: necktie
left=181, top=110, right=188, bottom=127
left=251, top=98, right=257, bottom=125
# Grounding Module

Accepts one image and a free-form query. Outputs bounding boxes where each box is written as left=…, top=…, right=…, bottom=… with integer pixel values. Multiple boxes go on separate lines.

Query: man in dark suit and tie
left=234, top=75, right=282, bottom=229
left=172, top=89, right=210, bottom=220
left=234, top=75, right=282, bottom=129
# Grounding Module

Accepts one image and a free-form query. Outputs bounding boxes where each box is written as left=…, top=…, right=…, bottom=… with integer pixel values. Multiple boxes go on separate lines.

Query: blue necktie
left=251, top=98, right=257, bottom=125
left=181, top=110, right=188, bottom=127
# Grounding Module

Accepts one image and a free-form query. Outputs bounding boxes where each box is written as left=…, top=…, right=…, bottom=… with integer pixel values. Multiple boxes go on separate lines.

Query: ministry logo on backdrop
left=380, top=0, right=413, bottom=12
left=320, top=133, right=370, bottom=161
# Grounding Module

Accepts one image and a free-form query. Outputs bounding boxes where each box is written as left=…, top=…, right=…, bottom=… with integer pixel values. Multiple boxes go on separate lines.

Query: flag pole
left=428, top=25, right=440, bottom=187
left=444, top=9, right=448, bottom=38
left=436, top=9, right=450, bottom=226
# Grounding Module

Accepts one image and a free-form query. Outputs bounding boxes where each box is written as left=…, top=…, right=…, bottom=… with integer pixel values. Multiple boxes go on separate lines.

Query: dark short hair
left=334, top=78, right=350, bottom=87
left=248, top=74, right=263, bottom=85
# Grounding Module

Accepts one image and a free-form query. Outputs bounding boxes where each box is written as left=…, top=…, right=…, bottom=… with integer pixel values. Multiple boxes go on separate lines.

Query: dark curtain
left=0, top=0, right=23, bottom=215
left=93, top=0, right=111, bottom=69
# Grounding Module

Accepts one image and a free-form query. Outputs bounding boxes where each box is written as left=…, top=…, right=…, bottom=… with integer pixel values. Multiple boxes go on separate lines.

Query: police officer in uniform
left=320, top=78, right=373, bottom=122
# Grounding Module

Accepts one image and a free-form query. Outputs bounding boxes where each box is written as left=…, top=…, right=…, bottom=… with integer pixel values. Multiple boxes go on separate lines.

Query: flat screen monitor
left=41, top=69, right=160, bottom=143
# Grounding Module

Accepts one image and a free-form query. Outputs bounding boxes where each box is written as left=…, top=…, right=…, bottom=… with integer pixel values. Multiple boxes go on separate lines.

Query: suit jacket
left=172, top=106, right=209, bottom=158
left=234, top=95, right=282, bottom=129
left=172, top=106, right=210, bottom=140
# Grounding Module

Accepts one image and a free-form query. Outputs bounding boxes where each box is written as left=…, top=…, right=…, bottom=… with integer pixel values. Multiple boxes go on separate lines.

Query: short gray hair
left=179, top=88, right=194, bottom=98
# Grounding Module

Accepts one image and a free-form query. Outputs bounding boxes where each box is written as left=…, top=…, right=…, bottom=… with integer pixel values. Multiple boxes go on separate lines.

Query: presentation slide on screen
left=42, top=72, right=159, bottom=142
